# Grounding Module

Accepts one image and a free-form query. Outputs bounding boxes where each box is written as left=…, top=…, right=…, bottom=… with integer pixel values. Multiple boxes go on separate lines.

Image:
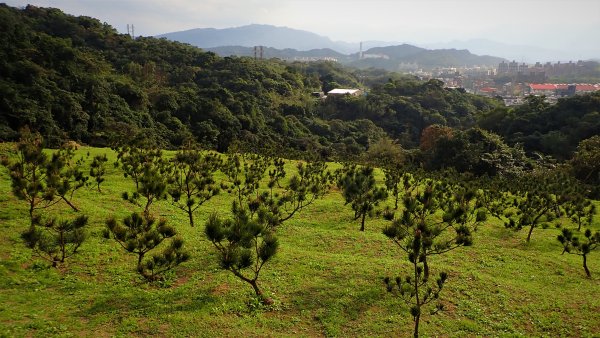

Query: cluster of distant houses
left=478, top=83, right=600, bottom=99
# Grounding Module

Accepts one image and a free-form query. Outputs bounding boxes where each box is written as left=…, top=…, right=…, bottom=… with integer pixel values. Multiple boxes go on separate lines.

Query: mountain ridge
left=159, top=24, right=505, bottom=69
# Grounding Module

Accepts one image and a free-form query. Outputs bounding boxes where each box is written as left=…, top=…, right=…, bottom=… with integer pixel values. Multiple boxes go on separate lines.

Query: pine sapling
left=45, top=145, right=89, bottom=212
left=89, top=154, right=108, bottom=192
left=21, top=214, right=88, bottom=267
left=383, top=178, right=483, bottom=337
left=205, top=202, right=278, bottom=304
left=338, top=165, right=388, bottom=231
left=558, top=228, right=600, bottom=278
left=168, top=148, right=221, bottom=227
left=105, top=212, right=189, bottom=281
left=2, top=129, right=59, bottom=226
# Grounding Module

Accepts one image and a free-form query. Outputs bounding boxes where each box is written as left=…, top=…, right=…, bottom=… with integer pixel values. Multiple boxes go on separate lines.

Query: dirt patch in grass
left=211, top=283, right=231, bottom=296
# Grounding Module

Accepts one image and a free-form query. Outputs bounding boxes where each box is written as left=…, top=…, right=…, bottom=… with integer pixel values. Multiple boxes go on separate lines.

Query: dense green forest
left=1, top=4, right=599, bottom=163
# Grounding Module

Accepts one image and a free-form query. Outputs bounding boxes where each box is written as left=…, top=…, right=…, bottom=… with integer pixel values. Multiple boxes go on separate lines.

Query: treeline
left=1, top=4, right=599, bottom=164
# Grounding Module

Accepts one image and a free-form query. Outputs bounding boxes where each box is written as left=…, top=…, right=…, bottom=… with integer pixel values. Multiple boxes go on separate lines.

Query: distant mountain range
left=158, top=24, right=599, bottom=65
left=158, top=24, right=505, bottom=70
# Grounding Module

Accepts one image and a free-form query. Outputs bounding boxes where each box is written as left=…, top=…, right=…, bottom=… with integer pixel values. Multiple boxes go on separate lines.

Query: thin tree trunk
left=138, top=253, right=144, bottom=267
left=423, top=257, right=429, bottom=281
left=60, top=230, right=66, bottom=263
left=249, top=279, right=262, bottom=297
left=526, top=225, right=535, bottom=242
left=413, top=259, right=421, bottom=338
left=29, top=201, right=35, bottom=227
left=360, top=213, right=366, bottom=231
left=187, top=206, right=194, bottom=227
left=414, top=312, right=420, bottom=338
left=583, top=254, right=591, bottom=278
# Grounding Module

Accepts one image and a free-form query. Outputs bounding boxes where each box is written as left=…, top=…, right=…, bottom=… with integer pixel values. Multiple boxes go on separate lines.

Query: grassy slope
left=0, top=146, right=599, bottom=337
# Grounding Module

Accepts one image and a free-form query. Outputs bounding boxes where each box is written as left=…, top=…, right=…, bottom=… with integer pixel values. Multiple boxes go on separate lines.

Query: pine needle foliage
left=21, top=214, right=88, bottom=267
left=558, top=228, right=600, bottom=278
left=105, top=212, right=189, bottom=281
left=45, top=144, right=89, bottom=212
left=382, top=178, right=485, bottom=338
left=89, top=154, right=108, bottom=192
left=338, top=164, right=388, bottom=231
left=167, top=148, right=221, bottom=227
left=205, top=202, right=278, bottom=304
left=504, top=170, right=580, bottom=242
left=1, top=129, right=58, bottom=225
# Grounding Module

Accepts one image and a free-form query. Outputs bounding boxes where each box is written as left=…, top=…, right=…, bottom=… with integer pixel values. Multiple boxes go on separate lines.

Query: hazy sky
left=5, top=0, right=600, bottom=54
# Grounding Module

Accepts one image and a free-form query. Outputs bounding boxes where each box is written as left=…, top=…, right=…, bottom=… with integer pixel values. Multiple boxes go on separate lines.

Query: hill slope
left=0, top=147, right=599, bottom=337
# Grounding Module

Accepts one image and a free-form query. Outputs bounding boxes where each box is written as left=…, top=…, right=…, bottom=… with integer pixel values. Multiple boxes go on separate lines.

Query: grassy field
left=0, top=145, right=599, bottom=337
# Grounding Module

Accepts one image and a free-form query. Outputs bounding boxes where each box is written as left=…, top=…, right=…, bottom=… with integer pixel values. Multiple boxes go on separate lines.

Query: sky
left=5, top=0, right=600, bottom=58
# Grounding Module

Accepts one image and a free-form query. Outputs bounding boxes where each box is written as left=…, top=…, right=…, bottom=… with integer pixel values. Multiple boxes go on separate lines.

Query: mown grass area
left=0, top=145, right=599, bottom=337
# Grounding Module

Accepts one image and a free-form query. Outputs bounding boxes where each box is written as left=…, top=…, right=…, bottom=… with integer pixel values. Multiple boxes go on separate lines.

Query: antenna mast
left=127, top=24, right=135, bottom=38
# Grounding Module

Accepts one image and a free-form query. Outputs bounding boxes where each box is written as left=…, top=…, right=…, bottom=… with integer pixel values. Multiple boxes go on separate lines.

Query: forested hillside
left=0, top=4, right=598, bottom=163
left=0, top=5, right=492, bottom=156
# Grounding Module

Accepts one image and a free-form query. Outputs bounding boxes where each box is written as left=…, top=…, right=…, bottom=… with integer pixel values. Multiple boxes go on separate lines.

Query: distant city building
left=478, top=87, right=498, bottom=97
left=508, top=60, right=519, bottom=74
left=327, top=88, right=363, bottom=97
left=361, top=53, right=390, bottom=60
left=498, top=61, right=508, bottom=74
left=293, top=56, right=338, bottom=62
left=527, top=83, right=600, bottom=96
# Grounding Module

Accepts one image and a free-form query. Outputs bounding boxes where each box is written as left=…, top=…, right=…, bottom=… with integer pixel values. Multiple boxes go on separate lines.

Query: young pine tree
left=119, top=147, right=169, bottom=217
left=168, top=148, right=221, bottom=227
left=1, top=129, right=58, bottom=226
left=384, top=164, right=417, bottom=210
left=89, top=154, right=108, bottom=192
left=564, top=195, right=596, bottom=231
left=338, top=165, right=388, bottom=231
left=382, top=179, right=484, bottom=338
left=262, top=160, right=332, bottom=230
left=205, top=202, right=278, bottom=304
left=109, top=146, right=188, bottom=281
left=221, top=153, right=270, bottom=206
left=21, top=214, right=88, bottom=267
left=105, top=213, right=189, bottom=281
left=558, top=228, right=600, bottom=278
left=505, top=170, right=574, bottom=242
left=45, top=145, right=89, bottom=212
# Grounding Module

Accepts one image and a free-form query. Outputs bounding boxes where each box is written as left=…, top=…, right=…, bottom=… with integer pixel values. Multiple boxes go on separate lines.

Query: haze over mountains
left=157, top=24, right=505, bottom=70
left=156, top=24, right=596, bottom=65
left=156, top=24, right=385, bottom=55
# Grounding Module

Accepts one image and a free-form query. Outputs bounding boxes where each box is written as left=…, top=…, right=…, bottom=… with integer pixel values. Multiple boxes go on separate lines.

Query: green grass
left=0, top=145, right=599, bottom=337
